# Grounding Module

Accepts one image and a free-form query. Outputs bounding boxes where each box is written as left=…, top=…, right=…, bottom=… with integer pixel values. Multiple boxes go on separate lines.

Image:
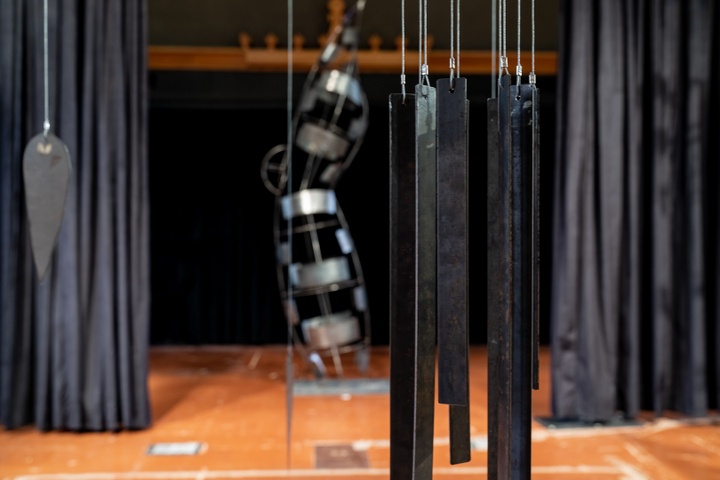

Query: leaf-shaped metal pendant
left=22, top=133, right=72, bottom=282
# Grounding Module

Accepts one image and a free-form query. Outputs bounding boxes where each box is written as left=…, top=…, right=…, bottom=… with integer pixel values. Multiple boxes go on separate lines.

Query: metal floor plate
left=146, top=442, right=204, bottom=455
left=315, top=444, right=370, bottom=469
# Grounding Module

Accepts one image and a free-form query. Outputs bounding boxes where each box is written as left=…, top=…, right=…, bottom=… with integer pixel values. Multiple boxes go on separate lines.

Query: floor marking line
left=14, top=465, right=626, bottom=480
left=690, top=434, right=720, bottom=456
left=605, top=455, right=650, bottom=480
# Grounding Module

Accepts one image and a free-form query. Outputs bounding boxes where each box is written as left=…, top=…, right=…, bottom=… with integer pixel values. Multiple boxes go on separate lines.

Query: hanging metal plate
left=486, top=96, right=501, bottom=480
left=487, top=80, right=537, bottom=480
left=449, top=404, right=471, bottom=464
left=389, top=90, right=435, bottom=480
left=487, top=74, right=515, bottom=480
left=531, top=85, right=541, bottom=391
left=22, top=133, right=72, bottom=282
left=390, top=92, right=418, bottom=480
left=506, top=82, right=535, bottom=479
left=416, top=84, right=438, bottom=479
left=437, top=77, right=471, bottom=464
left=436, top=77, right=470, bottom=407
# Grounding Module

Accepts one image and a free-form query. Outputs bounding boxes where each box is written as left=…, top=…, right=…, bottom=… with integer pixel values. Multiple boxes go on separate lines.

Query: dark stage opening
left=148, top=71, right=556, bottom=347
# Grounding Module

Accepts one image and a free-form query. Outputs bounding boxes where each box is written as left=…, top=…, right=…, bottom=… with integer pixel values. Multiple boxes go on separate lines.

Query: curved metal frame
left=261, top=1, right=371, bottom=377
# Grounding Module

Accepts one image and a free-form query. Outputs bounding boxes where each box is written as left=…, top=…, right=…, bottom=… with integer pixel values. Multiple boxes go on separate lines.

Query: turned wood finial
left=293, top=34, right=305, bottom=51
left=394, top=36, right=408, bottom=51
left=238, top=32, right=251, bottom=50
left=318, top=33, right=329, bottom=49
left=264, top=32, right=278, bottom=50
left=326, top=0, right=346, bottom=33
left=368, top=34, right=382, bottom=52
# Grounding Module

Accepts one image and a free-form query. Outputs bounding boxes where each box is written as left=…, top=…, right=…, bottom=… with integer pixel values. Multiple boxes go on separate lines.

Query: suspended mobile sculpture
left=261, top=0, right=371, bottom=378
left=389, top=0, right=540, bottom=477
left=23, top=0, right=72, bottom=283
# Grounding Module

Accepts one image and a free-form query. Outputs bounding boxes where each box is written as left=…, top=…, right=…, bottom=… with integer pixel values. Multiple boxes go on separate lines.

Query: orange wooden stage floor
left=1, top=346, right=719, bottom=479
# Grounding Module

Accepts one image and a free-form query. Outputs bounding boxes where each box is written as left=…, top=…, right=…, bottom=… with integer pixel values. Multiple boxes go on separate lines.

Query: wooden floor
left=1, top=346, right=720, bottom=479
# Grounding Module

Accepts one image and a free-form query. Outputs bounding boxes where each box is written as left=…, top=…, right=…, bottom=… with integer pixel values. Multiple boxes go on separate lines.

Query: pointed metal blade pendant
left=22, top=133, right=72, bottom=282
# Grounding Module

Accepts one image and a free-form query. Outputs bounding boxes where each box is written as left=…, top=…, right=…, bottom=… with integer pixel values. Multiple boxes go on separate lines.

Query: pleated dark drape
left=551, top=0, right=720, bottom=421
left=0, top=0, right=151, bottom=430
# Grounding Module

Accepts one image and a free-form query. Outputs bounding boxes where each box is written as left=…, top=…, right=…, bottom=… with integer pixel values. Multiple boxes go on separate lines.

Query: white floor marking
left=605, top=455, right=650, bottom=480
left=15, top=464, right=626, bottom=480
left=690, top=434, right=720, bottom=456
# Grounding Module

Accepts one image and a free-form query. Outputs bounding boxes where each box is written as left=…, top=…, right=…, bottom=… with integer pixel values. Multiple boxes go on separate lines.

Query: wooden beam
left=148, top=45, right=557, bottom=75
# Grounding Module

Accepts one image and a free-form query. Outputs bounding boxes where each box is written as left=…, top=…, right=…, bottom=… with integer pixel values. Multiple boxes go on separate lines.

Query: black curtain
left=0, top=0, right=151, bottom=430
left=551, top=0, right=720, bottom=421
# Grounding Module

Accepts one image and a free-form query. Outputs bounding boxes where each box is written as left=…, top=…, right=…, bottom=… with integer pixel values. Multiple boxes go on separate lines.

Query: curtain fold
left=552, top=0, right=719, bottom=421
left=0, top=0, right=150, bottom=431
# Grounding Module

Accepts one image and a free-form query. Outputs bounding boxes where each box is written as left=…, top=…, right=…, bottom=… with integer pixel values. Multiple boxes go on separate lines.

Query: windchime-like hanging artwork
left=389, top=0, right=471, bottom=477
left=261, top=0, right=372, bottom=379
left=23, top=0, right=73, bottom=283
left=389, top=0, right=540, bottom=477
left=487, top=0, right=540, bottom=478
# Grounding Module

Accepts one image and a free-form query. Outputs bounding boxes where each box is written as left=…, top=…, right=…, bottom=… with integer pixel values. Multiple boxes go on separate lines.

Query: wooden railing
left=148, top=45, right=557, bottom=75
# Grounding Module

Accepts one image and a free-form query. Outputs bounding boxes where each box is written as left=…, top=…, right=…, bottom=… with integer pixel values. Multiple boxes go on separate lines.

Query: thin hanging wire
left=419, top=0, right=429, bottom=87
left=491, top=0, right=497, bottom=96
left=424, top=0, right=428, bottom=70
left=530, top=0, right=536, bottom=84
left=500, top=0, right=508, bottom=75
left=450, top=0, right=461, bottom=83
left=516, top=0, right=522, bottom=85
left=285, top=0, right=294, bottom=471
left=42, top=0, right=50, bottom=137
left=401, top=0, right=407, bottom=101
left=456, top=0, right=460, bottom=77
left=450, top=0, right=455, bottom=81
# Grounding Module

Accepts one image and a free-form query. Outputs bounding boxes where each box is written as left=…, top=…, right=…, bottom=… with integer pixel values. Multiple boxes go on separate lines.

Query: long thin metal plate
left=486, top=97, right=501, bottom=480
left=487, top=74, right=514, bottom=480
left=531, top=85, right=541, bottom=391
left=449, top=404, right=471, bottom=464
left=414, top=84, right=437, bottom=480
left=389, top=92, right=422, bottom=480
left=437, top=77, right=471, bottom=465
left=22, top=133, right=72, bottom=282
left=509, top=82, right=535, bottom=479
left=437, top=77, right=469, bottom=407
